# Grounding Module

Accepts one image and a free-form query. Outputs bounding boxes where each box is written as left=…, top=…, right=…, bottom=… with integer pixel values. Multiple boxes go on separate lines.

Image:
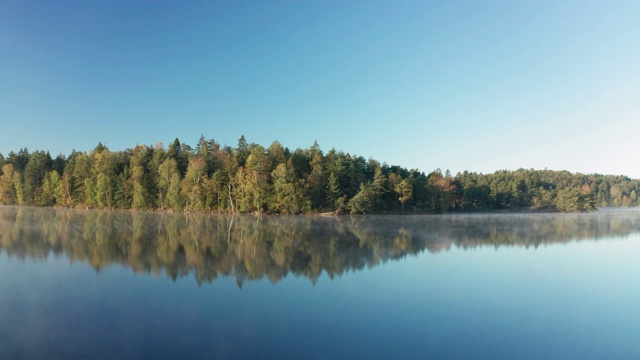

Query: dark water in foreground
left=0, top=206, right=639, bottom=359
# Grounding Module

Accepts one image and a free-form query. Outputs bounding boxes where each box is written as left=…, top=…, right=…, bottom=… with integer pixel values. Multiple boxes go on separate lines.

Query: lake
left=1, top=206, right=639, bottom=359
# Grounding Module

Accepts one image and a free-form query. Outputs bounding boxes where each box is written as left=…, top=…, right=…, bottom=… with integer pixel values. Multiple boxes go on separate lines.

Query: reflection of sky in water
left=1, top=209, right=640, bottom=359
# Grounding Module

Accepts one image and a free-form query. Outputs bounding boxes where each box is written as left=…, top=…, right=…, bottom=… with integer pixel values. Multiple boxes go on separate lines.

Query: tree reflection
left=1, top=206, right=639, bottom=286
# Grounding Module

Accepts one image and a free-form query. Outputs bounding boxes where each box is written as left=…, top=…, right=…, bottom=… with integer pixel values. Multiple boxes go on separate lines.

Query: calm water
left=1, top=206, right=639, bottom=359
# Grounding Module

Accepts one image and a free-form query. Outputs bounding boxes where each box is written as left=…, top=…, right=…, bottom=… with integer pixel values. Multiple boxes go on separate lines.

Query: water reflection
left=1, top=206, right=639, bottom=285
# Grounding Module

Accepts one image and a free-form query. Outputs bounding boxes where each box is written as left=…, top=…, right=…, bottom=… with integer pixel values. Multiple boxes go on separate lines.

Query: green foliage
left=0, top=164, right=17, bottom=205
left=22, top=150, right=52, bottom=204
left=242, top=145, right=271, bottom=214
left=157, top=158, right=181, bottom=210
left=271, top=161, right=310, bottom=214
left=395, top=179, right=413, bottom=211
left=1, top=139, right=637, bottom=214
left=349, top=183, right=376, bottom=214
left=554, top=188, right=596, bottom=212
left=40, top=170, right=61, bottom=206
left=307, top=153, right=326, bottom=210
left=89, top=149, right=116, bottom=208
left=114, top=167, right=132, bottom=208
left=182, top=157, right=208, bottom=211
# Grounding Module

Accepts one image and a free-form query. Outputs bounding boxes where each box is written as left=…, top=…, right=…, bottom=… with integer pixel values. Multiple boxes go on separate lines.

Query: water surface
left=1, top=206, right=639, bottom=359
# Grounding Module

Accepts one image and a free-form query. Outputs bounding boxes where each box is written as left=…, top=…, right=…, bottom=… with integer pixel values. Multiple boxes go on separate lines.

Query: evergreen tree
left=349, top=183, right=376, bottom=214
left=307, top=153, right=326, bottom=210
left=23, top=150, right=52, bottom=204
left=236, top=135, right=249, bottom=167
left=114, top=166, right=132, bottom=208
left=372, top=166, right=388, bottom=211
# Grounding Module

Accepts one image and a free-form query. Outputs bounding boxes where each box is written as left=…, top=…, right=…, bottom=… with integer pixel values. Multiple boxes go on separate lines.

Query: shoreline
left=0, top=203, right=620, bottom=215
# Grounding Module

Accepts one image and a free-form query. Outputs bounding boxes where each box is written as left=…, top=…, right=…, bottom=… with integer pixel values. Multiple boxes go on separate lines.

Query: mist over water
left=1, top=206, right=640, bottom=359
left=1, top=207, right=640, bottom=285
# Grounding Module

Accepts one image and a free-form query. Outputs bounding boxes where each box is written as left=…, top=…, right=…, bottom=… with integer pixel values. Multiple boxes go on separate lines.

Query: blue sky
left=1, top=1, right=639, bottom=177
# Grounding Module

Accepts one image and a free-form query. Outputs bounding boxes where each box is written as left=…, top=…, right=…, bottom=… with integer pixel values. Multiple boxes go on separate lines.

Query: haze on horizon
left=1, top=1, right=639, bottom=178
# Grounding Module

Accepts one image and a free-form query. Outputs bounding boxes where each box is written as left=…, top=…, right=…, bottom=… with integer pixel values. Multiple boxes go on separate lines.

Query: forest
left=0, top=135, right=638, bottom=213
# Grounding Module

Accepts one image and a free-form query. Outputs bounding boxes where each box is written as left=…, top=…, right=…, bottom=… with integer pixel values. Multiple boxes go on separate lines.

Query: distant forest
left=0, top=136, right=638, bottom=213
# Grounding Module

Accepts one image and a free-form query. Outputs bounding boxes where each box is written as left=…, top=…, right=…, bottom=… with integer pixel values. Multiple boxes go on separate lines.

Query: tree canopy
left=1, top=136, right=637, bottom=213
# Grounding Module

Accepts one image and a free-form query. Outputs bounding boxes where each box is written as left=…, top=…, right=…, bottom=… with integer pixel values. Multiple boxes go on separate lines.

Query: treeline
left=0, top=135, right=638, bottom=213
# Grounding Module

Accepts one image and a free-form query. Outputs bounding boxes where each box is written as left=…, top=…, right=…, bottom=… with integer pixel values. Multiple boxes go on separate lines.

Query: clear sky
left=1, top=1, right=639, bottom=177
